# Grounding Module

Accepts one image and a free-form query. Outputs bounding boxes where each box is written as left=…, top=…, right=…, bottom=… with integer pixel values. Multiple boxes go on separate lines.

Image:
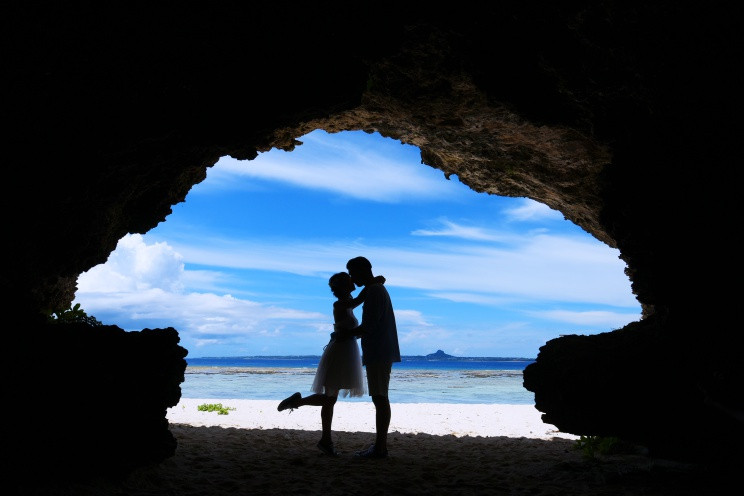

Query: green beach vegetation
left=574, top=435, right=637, bottom=458
left=197, top=403, right=236, bottom=415
left=47, top=303, right=102, bottom=326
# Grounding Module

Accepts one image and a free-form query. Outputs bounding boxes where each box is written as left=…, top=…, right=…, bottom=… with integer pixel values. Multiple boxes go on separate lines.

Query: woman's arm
left=330, top=276, right=385, bottom=340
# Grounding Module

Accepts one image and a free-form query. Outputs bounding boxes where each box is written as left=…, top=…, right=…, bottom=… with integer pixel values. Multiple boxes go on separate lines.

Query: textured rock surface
left=3, top=0, right=741, bottom=475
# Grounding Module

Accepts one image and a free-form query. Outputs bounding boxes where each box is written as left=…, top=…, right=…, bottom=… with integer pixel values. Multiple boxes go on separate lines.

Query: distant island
left=402, top=350, right=535, bottom=361
left=426, top=349, right=455, bottom=359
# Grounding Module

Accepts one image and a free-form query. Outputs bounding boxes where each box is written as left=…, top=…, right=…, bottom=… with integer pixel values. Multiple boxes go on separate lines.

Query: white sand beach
left=165, top=398, right=579, bottom=440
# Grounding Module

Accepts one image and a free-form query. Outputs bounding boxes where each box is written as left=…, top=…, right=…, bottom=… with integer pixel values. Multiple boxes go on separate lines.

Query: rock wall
left=2, top=321, right=187, bottom=482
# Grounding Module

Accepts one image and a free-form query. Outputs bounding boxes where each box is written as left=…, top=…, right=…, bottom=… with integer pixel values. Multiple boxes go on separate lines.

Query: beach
left=17, top=399, right=732, bottom=496
left=166, top=399, right=576, bottom=439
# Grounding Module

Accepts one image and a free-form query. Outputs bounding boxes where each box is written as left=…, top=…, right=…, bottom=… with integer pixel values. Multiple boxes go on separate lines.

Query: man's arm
left=332, top=322, right=367, bottom=340
left=331, top=282, right=385, bottom=340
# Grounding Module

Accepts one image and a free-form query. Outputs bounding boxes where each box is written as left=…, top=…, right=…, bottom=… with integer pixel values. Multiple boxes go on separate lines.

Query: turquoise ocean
left=182, top=356, right=536, bottom=405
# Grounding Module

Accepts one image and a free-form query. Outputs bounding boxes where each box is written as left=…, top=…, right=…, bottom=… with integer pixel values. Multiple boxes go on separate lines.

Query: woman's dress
left=311, top=306, right=366, bottom=397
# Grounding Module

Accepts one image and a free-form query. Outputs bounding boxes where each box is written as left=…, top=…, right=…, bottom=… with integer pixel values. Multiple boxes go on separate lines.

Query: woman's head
left=329, top=272, right=354, bottom=295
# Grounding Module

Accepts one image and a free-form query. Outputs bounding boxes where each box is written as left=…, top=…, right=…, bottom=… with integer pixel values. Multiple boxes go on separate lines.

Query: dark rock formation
left=3, top=0, right=741, bottom=477
left=523, top=313, right=743, bottom=462
left=2, top=322, right=187, bottom=482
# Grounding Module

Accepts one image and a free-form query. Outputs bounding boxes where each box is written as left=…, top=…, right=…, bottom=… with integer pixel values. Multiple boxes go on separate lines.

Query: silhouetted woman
left=277, top=272, right=384, bottom=456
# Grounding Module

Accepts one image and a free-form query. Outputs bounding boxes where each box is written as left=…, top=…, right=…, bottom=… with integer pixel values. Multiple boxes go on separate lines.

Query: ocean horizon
left=181, top=353, right=537, bottom=405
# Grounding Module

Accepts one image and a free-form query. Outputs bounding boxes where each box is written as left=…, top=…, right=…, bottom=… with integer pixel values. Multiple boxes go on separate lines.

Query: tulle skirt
left=311, top=337, right=366, bottom=397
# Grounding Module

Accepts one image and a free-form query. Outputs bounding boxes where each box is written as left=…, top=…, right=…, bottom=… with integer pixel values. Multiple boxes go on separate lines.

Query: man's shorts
left=365, top=362, right=392, bottom=397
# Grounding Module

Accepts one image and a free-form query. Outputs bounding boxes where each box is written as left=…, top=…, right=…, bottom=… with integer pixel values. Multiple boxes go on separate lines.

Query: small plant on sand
left=574, top=435, right=623, bottom=458
left=197, top=403, right=235, bottom=415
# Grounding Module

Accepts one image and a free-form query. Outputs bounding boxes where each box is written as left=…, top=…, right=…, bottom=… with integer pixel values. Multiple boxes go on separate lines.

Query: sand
left=166, top=398, right=580, bottom=440
left=15, top=399, right=733, bottom=495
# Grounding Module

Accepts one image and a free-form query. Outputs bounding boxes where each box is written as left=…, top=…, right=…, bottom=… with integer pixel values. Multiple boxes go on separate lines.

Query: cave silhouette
left=4, top=1, right=741, bottom=486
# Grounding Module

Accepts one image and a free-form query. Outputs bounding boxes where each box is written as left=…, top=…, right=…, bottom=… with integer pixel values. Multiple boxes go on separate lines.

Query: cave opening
left=73, top=129, right=641, bottom=365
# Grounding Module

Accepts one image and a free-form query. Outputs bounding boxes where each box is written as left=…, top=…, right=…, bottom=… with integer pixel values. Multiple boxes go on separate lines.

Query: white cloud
left=394, top=309, right=435, bottom=327
left=212, top=156, right=453, bottom=203
left=144, top=230, right=636, bottom=308
left=75, top=234, right=327, bottom=340
left=426, top=292, right=520, bottom=306
left=74, top=229, right=639, bottom=357
left=197, top=132, right=459, bottom=203
left=504, top=198, right=564, bottom=222
left=398, top=326, right=454, bottom=348
left=77, top=234, right=184, bottom=293
left=411, top=219, right=513, bottom=242
left=530, top=309, right=641, bottom=328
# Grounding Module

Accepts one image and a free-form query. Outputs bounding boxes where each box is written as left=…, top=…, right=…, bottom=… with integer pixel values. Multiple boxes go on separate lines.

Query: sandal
left=353, top=443, right=388, bottom=459
left=317, top=440, right=339, bottom=457
left=277, top=392, right=301, bottom=412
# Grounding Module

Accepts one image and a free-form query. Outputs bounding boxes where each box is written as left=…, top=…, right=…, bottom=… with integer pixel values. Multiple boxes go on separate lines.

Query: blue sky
left=73, top=129, right=641, bottom=358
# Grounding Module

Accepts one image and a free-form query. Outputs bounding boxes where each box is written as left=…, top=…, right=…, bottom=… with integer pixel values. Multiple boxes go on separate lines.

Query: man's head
left=346, top=256, right=373, bottom=287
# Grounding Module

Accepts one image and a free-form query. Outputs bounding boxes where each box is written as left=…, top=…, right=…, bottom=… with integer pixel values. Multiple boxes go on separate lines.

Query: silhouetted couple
left=278, top=256, right=401, bottom=459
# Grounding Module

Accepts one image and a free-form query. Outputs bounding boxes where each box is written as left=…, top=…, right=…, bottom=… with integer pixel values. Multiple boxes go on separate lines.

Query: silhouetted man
left=334, top=256, right=400, bottom=458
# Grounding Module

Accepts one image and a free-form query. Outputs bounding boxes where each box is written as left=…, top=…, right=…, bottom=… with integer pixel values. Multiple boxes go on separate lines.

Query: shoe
left=317, top=440, right=339, bottom=457
left=353, top=444, right=388, bottom=459
left=277, top=392, right=301, bottom=412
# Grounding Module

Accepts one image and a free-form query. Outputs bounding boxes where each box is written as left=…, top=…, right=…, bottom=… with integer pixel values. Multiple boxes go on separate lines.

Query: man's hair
left=346, top=256, right=372, bottom=271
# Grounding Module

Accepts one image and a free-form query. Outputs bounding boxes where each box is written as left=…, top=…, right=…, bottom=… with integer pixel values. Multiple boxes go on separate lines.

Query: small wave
left=186, top=366, right=315, bottom=376
left=461, top=370, right=523, bottom=379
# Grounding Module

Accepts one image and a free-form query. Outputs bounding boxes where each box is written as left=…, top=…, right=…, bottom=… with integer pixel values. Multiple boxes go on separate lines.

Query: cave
left=4, top=0, right=741, bottom=484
